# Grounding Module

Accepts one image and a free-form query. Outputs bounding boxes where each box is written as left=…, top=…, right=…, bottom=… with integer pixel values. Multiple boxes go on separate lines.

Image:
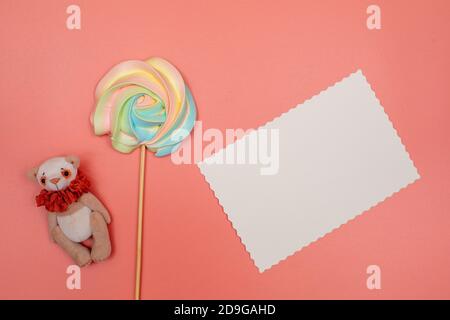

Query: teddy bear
left=28, top=155, right=111, bottom=267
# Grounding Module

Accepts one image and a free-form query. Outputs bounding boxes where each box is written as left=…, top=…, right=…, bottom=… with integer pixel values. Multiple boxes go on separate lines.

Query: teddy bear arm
left=47, top=213, right=58, bottom=243
left=79, top=192, right=111, bottom=224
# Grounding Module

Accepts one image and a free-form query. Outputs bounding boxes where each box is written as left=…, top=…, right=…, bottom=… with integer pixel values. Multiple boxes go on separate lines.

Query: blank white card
left=198, top=70, right=419, bottom=272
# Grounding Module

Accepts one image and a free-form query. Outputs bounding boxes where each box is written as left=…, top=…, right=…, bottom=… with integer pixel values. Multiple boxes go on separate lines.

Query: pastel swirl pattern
left=91, top=57, right=196, bottom=156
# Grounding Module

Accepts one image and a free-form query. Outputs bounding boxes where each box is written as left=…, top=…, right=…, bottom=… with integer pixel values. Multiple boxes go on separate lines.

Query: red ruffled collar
left=36, top=171, right=90, bottom=213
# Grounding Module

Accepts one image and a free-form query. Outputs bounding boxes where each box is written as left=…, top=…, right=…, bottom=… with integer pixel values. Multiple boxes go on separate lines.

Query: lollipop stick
left=135, top=144, right=146, bottom=300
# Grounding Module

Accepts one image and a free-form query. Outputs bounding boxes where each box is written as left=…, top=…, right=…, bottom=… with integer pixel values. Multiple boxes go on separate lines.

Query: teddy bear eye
left=61, top=169, right=72, bottom=178
left=40, top=177, right=46, bottom=185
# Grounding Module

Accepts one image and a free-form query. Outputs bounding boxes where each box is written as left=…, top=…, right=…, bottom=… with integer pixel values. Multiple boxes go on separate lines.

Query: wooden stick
left=134, top=145, right=146, bottom=300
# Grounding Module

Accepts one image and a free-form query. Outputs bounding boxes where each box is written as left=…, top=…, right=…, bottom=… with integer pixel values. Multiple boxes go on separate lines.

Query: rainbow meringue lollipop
left=92, top=57, right=196, bottom=156
left=91, top=58, right=196, bottom=300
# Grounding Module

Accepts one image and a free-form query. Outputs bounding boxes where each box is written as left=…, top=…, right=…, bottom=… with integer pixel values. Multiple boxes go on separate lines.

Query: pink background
left=1, top=0, right=449, bottom=299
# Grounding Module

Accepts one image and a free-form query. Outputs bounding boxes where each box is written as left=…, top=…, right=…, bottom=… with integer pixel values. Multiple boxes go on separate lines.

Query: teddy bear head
left=28, top=156, right=80, bottom=191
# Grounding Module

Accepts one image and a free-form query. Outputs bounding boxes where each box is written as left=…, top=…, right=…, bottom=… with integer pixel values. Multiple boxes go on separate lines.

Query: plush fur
left=28, top=156, right=111, bottom=267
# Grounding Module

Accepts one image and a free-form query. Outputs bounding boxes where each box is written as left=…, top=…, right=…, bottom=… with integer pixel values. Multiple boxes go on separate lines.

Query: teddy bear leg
left=51, top=226, right=92, bottom=267
left=90, top=211, right=111, bottom=262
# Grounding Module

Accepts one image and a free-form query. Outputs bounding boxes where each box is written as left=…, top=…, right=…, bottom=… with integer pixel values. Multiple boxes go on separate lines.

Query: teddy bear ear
left=26, top=167, right=38, bottom=182
left=66, top=155, right=80, bottom=168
